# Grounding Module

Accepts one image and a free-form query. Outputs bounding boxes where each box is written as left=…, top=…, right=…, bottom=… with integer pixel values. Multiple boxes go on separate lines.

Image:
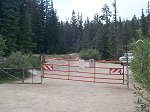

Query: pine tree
left=92, top=16, right=103, bottom=56
left=100, top=4, right=112, bottom=59
left=29, top=0, right=45, bottom=54
left=100, top=4, right=112, bottom=24
left=112, top=0, right=117, bottom=30
left=141, top=9, right=149, bottom=37
left=117, top=17, right=125, bottom=56
left=69, top=10, right=78, bottom=52
left=82, top=18, right=95, bottom=50
left=0, top=35, right=6, bottom=56
left=0, top=0, right=20, bottom=55
left=131, top=15, right=139, bottom=40
left=108, top=24, right=117, bottom=59
left=18, top=0, right=33, bottom=53
left=58, top=21, right=67, bottom=54
left=44, top=0, right=59, bottom=54
left=146, top=0, right=150, bottom=29
left=123, top=20, right=132, bottom=46
left=76, top=12, right=83, bottom=52
left=62, top=20, right=71, bottom=53
left=0, top=0, right=3, bottom=30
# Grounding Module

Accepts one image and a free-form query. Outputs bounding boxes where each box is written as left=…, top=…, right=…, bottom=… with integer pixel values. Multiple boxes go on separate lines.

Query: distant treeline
left=0, top=0, right=149, bottom=59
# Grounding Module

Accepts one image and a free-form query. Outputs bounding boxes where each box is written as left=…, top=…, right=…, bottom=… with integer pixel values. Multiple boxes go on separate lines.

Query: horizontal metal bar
left=43, top=74, right=124, bottom=84
left=69, top=79, right=94, bottom=83
left=44, top=73, right=93, bottom=79
left=43, top=64, right=68, bottom=66
left=95, top=81, right=124, bottom=84
left=43, top=64, right=123, bottom=69
left=18, top=83, right=42, bottom=84
left=44, top=77, right=94, bottom=83
left=70, top=75, right=94, bottom=79
left=95, top=60, right=121, bottom=63
left=44, top=69, right=123, bottom=76
left=95, top=77, right=123, bottom=80
left=43, top=77, right=69, bottom=80
left=45, top=58, right=121, bottom=63
left=94, top=66, right=123, bottom=69
left=45, top=77, right=123, bottom=84
left=45, top=69, right=94, bottom=74
left=44, top=73, right=69, bottom=77
left=46, top=58, right=79, bottom=61
left=44, top=73, right=123, bottom=80
left=94, top=72, right=123, bottom=75
left=0, top=67, right=41, bottom=70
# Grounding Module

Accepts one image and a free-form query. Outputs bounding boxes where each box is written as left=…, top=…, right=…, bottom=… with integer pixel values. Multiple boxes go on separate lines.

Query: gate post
left=22, top=68, right=25, bottom=84
left=89, top=59, right=95, bottom=82
left=40, top=54, right=43, bottom=84
left=94, top=62, right=95, bottom=82
left=68, top=60, right=70, bottom=80
left=122, top=64, right=125, bottom=84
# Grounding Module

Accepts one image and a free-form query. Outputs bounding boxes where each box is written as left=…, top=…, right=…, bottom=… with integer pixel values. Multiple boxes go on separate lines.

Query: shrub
left=28, top=54, right=41, bottom=67
left=130, top=39, right=150, bottom=112
left=0, top=52, right=32, bottom=82
left=3, top=51, right=32, bottom=68
left=130, top=39, right=150, bottom=91
left=79, top=48, right=100, bottom=60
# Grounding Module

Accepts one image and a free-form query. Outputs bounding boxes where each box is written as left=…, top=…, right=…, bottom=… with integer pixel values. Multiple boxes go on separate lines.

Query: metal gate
left=42, top=56, right=125, bottom=84
left=0, top=67, right=42, bottom=84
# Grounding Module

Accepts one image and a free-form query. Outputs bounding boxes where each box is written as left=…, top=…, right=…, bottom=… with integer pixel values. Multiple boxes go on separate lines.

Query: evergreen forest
left=0, top=0, right=149, bottom=60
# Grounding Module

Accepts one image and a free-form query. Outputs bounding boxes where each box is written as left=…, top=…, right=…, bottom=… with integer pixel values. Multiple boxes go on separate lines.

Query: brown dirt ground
left=0, top=61, right=135, bottom=112
left=0, top=79, right=135, bottom=112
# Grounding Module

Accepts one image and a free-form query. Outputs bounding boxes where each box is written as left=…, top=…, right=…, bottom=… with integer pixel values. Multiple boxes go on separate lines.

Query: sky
left=53, top=0, right=148, bottom=21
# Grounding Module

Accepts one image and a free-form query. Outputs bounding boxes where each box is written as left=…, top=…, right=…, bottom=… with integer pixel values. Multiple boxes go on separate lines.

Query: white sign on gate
left=79, top=59, right=84, bottom=68
left=89, top=59, right=95, bottom=67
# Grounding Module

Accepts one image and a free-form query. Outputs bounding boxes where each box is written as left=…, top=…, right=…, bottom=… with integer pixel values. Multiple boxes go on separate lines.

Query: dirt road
left=0, top=78, right=134, bottom=112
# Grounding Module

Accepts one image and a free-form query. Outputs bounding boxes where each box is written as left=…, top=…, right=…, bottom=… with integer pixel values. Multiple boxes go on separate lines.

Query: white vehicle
left=119, top=52, right=133, bottom=63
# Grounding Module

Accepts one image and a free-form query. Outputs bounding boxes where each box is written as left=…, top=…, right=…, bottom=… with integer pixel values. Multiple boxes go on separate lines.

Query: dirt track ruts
left=0, top=78, right=134, bottom=112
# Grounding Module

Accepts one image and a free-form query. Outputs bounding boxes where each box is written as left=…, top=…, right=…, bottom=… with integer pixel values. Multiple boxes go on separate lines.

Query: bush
left=0, top=52, right=31, bottom=82
left=130, top=39, right=150, bottom=91
left=130, top=39, right=150, bottom=112
left=79, top=49, right=100, bottom=60
left=3, top=51, right=32, bottom=68
left=0, top=52, right=41, bottom=83
left=28, top=54, right=41, bottom=67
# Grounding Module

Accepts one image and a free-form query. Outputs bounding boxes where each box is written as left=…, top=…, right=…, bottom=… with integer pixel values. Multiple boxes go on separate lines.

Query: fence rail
left=42, top=57, right=125, bottom=85
left=0, top=67, right=42, bottom=84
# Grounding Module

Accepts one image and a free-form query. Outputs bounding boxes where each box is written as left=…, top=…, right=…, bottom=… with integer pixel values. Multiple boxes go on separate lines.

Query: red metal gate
left=42, top=56, right=125, bottom=84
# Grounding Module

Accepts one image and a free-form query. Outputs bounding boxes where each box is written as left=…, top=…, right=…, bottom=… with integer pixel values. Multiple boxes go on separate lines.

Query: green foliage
left=130, top=39, right=150, bottom=91
left=0, top=0, right=20, bottom=55
left=18, top=0, right=34, bottom=54
left=44, top=1, right=60, bottom=54
left=79, top=49, right=100, bottom=60
left=0, top=52, right=40, bottom=83
left=134, top=85, right=150, bottom=112
left=28, top=54, right=41, bottom=67
left=0, top=35, right=6, bottom=56
left=130, top=39, right=150, bottom=112
left=3, top=51, right=32, bottom=68
left=0, top=0, right=146, bottom=60
left=141, top=9, right=149, bottom=37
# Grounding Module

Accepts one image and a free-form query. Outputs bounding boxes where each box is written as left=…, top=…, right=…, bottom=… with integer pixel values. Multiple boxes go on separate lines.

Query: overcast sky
left=53, top=0, right=148, bottom=21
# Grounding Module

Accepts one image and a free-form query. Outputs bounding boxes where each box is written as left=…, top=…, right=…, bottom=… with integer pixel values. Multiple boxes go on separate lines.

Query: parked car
left=119, top=52, right=133, bottom=63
